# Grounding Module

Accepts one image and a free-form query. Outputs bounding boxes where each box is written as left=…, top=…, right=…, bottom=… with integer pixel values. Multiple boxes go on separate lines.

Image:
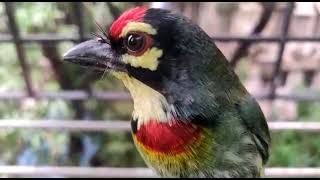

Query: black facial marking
left=131, top=117, right=138, bottom=134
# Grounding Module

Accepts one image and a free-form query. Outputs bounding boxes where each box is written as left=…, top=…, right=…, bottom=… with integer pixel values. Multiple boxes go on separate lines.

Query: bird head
left=63, top=6, right=245, bottom=124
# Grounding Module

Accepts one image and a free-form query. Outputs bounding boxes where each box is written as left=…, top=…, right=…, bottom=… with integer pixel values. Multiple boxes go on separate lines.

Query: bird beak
left=63, top=39, right=126, bottom=72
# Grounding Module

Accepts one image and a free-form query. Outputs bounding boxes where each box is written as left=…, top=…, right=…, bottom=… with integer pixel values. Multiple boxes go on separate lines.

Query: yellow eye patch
left=120, top=22, right=162, bottom=71
left=120, top=22, right=157, bottom=38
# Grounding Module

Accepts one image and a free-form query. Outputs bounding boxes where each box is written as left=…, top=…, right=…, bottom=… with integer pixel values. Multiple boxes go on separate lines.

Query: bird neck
left=112, top=72, right=176, bottom=129
left=113, top=72, right=204, bottom=155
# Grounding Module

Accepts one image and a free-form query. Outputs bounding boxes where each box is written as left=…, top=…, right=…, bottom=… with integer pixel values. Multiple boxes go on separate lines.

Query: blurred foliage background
left=0, top=2, right=320, bottom=177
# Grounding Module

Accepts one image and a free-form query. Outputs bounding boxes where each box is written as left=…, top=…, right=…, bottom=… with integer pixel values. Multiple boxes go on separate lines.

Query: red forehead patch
left=109, top=6, right=148, bottom=39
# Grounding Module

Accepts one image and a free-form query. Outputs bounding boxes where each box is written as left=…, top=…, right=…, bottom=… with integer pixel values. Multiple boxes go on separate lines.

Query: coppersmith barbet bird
left=63, top=6, right=271, bottom=178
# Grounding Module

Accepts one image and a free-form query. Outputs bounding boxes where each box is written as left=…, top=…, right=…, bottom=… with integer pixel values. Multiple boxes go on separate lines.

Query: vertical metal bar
left=73, top=2, right=85, bottom=42
left=230, top=2, right=275, bottom=68
left=4, top=2, right=35, bottom=97
left=268, top=2, right=295, bottom=99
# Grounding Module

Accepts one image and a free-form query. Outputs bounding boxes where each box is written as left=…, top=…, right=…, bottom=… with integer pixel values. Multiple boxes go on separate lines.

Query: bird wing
left=236, top=94, right=271, bottom=164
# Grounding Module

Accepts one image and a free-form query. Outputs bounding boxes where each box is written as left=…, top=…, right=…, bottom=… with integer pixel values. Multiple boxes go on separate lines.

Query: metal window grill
left=1, top=2, right=320, bottom=178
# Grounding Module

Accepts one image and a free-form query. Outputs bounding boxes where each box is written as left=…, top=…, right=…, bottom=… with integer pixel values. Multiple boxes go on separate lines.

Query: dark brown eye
left=124, top=33, right=146, bottom=52
left=123, top=32, right=154, bottom=56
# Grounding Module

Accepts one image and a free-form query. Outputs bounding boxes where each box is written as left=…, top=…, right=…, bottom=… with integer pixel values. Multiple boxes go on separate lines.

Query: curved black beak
left=63, top=39, right=126, bottom=72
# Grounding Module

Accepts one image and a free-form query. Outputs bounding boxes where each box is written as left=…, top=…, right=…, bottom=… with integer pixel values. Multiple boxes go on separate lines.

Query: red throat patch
left=109, top=6, right=148, bottom=39
left=134, top=120, right=203, bottom=154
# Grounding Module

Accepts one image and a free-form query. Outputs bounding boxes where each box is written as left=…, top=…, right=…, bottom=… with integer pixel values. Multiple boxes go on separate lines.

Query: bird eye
left=124, top=32, right=148, bottom=55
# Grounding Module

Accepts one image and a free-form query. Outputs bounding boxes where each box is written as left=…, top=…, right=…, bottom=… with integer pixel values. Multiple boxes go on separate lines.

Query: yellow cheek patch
left=122, top=47, right=163, bottom=71
left=120, top=22, right=157, bottom=38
